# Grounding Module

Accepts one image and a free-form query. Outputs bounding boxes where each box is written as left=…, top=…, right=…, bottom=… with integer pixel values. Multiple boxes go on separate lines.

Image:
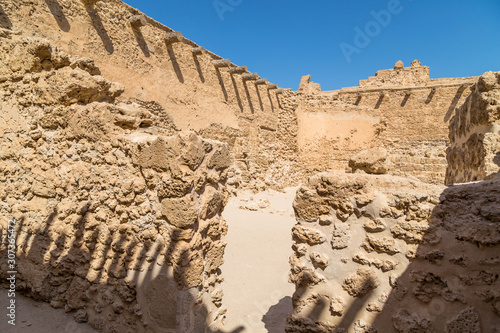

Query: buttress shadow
left=255, top=84, right=264, bottom=111
left=0, top=5, right=12, bottom=29
left=83, top=2, right=114, bottom=54
left=243, top=81, right=255, bottom=114
left=131, top=27, right=150, bottom=57
left=44, top=0, right=70, bottom=32
left=444, top=87, right=466, bottom=122
left=166, top=44, right=184, bottom=83
left=192, top=53, right=205, bottom=83
left=267, top=89, right=275, bottom=113
left=230, top=75, right=244, bottom=112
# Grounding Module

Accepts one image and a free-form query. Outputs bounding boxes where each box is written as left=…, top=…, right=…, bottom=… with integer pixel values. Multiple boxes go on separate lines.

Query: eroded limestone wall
left=293, top=62, right=476, bottom=185
left=446, top=71, right=500, bottom=184
left=0, top=35, right=231, bottom=332
left=287, top=172, right=500, bottom=333
left=0, top=0, right=296, bottom=191
left=1, top=1, right=489, bottom=189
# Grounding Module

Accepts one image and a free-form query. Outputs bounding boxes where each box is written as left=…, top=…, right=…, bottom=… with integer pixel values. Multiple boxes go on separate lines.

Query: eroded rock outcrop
left=287, top=172, right=500, bottom=333
left=0, top=35, right=230, bottom=332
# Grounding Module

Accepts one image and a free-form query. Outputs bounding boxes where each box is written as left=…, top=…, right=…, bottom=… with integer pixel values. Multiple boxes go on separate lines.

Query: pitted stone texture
left=287, top=172, right=500, bottom=332
left=349, top=147, right=389, bottom=175
left=392, top=310, right=436, bottom=333
left=446, top=307, right=480, bottom=333
left=0, top=37, right=231, bottom=333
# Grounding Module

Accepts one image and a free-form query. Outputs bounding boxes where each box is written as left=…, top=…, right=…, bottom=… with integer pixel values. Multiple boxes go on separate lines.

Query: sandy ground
left=219, top=187, right=298, bottom=333
left=0, top=288, right=97, bottom=333
left=0, top=188, right=297, bottom=333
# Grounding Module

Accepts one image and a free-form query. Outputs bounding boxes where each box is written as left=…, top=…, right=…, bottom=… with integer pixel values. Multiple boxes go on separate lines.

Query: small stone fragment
left=310, top=252, right=329, bottom=269
left=330, top=296, right=345, bottom=316
left=292, top=225, right=326, bottom=245
left=343, top=269, right=379, bottom=297
left=331, top=223, right=351, bottom=249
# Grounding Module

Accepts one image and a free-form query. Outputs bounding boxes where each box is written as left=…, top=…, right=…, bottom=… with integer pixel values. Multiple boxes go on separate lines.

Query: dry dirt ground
left=0, top=188, right=297, bottom=333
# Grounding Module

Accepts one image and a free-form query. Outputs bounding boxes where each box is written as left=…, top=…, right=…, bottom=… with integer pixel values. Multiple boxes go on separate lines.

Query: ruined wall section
left=0, top=36, right=231, bottom=332
left=296, top=95, right=381, bottom=174
left=0, top=0, right=290, bottom=190
left=446, top=71, right=500, bottom=184
left=294, top=62, right=476, bottom=185
left=287, top=172, right=500, bottom=333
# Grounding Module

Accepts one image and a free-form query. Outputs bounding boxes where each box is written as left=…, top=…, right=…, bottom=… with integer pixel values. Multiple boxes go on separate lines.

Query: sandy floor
left=220, top=187, right=297, bottom=333
left=0, top=288, right=97, bottom=333
left=0, top=188, right=297, bottom=333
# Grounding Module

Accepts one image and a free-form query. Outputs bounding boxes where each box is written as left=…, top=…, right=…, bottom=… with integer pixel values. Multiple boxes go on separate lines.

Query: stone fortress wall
left=292, top=60, right=477, bottom=185
left=0, top=0, right=300, bottom=192
left=0, top=28, right=231, bottom=332
left=286, top=72, right=500, bottom=333
left=287, top=173, right=500, bottom=333
left=1, top=1, right=499, bottom=333
left=1, top=0, right=485, bottom=190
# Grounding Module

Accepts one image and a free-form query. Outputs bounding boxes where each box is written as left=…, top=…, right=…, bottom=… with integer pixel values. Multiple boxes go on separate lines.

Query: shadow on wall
left=230, top=75, right=244, bottom=112
left=131, top=26, right=150, bottom=58
left=44, top=0, right=70, bottom=32
left=374, top=94, right=384, bottom=109
left=256, top=84, right=264, bottom=111
left=0, top=5, right=12, bottom=29
left=83, top=2, right=114, bottom=54
left=400, top=93, right=410, bottom=107
left=354, top=95, right=362, bottom=106
left=369, top=180, right=500, bottom=332
left=289, top=272, right=378, bottom=332
left=335, top=279, right=377, bottom=331
left=192, top=53, right=205, bottom=83
left=267, top=89, right=275, bottom=113
left=444, top=87, right=466, bottom=122
left=493, top=152, right=500, bottom=180
left=494, top=152, right=500, bottom=169
left=243, top=81, right=255, bottom=114
left=425, top=88, right=436, bottom=104
left=276, top=92, right=282, bottom=109
left=287, top=177, right=500, bottom=332
left=0, top=206, right=244, bottom=333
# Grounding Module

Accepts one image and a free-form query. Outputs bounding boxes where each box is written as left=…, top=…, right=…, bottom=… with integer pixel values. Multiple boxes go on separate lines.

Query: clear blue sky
left=123, top=0, right=500, bottom=91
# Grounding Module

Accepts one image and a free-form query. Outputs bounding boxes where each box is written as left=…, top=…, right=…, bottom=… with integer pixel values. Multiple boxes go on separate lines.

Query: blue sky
left=123, top=0, right=500, bottom=91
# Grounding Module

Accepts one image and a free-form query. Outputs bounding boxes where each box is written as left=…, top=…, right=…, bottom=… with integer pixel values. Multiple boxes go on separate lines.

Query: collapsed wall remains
left=287, top=172, right=500, bottom=332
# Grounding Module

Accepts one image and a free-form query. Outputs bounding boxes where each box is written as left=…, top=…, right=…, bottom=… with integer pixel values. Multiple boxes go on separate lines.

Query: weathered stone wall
left=1, top=1, right=491, bottom=189
left=293, top=61, right=476, bottom=185
left=0, top=35, right=231, bottom=332
left=446, top=71, right=500, bottom=184
left=287, top=172, right=500, bottom=332
left=0, top=0, right=296, bottom=191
